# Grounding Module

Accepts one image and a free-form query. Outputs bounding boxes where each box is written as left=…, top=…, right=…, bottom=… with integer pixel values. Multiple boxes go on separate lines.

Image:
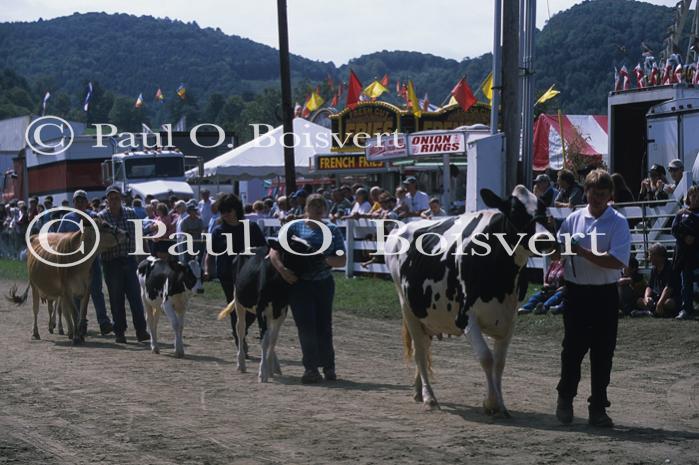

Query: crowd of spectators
left=526, top=159, right=695, bottom=320
left=2, top=159, right=697, bottom=322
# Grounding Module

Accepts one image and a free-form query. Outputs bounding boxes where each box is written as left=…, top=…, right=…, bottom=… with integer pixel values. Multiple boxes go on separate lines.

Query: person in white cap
left=665, top=158, right=684, bottom=196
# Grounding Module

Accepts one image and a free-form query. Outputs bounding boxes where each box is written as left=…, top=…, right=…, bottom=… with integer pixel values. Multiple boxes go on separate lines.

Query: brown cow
left=8, top=220, right=126, bottom=344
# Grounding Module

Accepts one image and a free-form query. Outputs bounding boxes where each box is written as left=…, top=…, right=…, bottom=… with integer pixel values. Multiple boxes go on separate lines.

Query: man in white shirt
left=198, top=189, right=213, bottom=227
left=403, top=176, right=429, bottom=216
left=554, top=169, right=631, bottom=428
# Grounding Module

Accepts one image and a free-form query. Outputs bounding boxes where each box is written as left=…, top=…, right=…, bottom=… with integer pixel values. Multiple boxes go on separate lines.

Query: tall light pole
left=277, top=0, right=297, bottom=194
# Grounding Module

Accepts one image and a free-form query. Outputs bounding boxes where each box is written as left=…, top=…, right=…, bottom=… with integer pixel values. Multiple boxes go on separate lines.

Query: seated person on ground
left=634, top=243, right=680, bottom=317
left=617, top=256, right=647, bottom=316
left=518, top=258, right=565, bottom=315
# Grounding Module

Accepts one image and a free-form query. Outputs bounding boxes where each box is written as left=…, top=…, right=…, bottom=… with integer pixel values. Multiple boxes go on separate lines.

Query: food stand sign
left=314, top=154, right=385, bottom=171
left=330, top=102, right=404, bottom=152
left=365, top=133, right=407, bottom=161
left=408, top=132, right=466, bottom=157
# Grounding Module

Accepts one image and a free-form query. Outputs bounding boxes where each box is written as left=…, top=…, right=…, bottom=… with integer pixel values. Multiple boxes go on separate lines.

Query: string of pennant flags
left=614, top=53, right=699, bottom=91
left=38, top=71, right=561, bottom=118
left=40, top=82, right=188, bottom=115
left=296, top=69, right=560, bottom=118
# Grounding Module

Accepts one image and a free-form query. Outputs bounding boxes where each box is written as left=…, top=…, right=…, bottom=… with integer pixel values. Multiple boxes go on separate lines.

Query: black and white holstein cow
left=138, top=257, right=204, bottom=357
left=217, top=236, right=323, bottom=382
left=386, top=186, right=554, bottom=414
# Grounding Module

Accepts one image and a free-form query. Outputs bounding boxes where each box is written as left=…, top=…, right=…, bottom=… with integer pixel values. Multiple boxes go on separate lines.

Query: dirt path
left=1, top=279, right=698, bottom=465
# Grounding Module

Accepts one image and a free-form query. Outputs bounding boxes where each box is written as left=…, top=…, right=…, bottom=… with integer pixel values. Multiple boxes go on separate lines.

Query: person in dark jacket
left=210, top=194, right=267, bottom=350
left=671, top=185, right=699, bottom=320
left=554, top=169, right=584, bottom=207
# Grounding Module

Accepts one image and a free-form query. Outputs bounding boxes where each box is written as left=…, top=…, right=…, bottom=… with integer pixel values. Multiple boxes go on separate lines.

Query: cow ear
left=481, top=189, right=506, bottom=210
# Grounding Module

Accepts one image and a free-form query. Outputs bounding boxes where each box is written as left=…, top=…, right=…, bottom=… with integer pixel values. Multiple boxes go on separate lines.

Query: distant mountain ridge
left=0, top=1, right=684, bottom=120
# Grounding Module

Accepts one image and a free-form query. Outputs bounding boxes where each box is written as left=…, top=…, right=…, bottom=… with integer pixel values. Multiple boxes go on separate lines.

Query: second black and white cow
left=386, top=185, right=554, bottom=414
left=217, top=236, right=324, bottom=382
left=138, top=257, right=203, bottom=357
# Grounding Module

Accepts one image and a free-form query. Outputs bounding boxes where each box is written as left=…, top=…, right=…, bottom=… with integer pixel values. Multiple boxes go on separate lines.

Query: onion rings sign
left=408, top=132, right=466, bottom=156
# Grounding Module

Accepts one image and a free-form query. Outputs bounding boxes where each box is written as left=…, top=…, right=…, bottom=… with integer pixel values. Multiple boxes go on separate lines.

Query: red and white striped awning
left=532, top=114, right=608, bottom=171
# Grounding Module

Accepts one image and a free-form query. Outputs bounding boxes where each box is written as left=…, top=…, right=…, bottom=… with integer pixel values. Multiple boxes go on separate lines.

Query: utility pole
left=277, top=0, right=297, bottom=195
left=502, top=0, right=520, bottom=193
left=520, top=0, right=536, bottom=189
left=490, top=0, right=502, bottom=135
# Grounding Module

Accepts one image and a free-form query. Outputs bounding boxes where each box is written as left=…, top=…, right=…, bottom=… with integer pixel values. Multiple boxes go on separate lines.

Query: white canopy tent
left=186, top=118, right=331, bottom=180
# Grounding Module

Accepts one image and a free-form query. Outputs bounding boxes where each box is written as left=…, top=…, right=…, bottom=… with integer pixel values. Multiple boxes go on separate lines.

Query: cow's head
left=481, top=185, right=555, bottom=253
left=171, top=258, right=204, bottom=294
left=268, top=235, right=326, bottom=276
left=85, top=218, right=128, bottom=251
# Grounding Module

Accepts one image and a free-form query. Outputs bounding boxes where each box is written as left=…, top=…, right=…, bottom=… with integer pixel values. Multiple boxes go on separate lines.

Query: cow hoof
left=58, top=329, right=65, bottom=336
left=273, top=367, right=282, bottom=376
left=424, top=400, right=440, bottom=411
left=48, top=327, right=54, bottom=334
left=72, top=338, right=83, bottom=346
left=413, top=392, right=423, bottom=403
left=258, top=375, right=269, bottom=383
left=151, top=347, right=160, bottom=354
left=32, top=333, right=40, bottom=340
left=237, top=366, right=247, bottom=373
left=174, top=351, right=184, bottom=359
left=496, top=409, right=511, bottom=419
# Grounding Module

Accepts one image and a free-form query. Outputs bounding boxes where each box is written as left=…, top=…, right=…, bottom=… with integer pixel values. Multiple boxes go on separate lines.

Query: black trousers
left=220, top=280, right=266, bottom=347
left=288, top=276, right=335, bottom=372
left=557, top=281, right=618, bottom=411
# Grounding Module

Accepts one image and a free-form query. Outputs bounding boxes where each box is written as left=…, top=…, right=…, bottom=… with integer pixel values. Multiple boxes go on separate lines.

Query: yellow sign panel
left=317, top=155, right=385, bottom=171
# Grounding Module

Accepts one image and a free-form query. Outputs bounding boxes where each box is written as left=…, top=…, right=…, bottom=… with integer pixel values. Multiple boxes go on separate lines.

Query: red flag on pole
left=451, top=78, right=477, bottom=112
left=380, top=74, right=389, bottom=87
left=620, top=65, right=630, bottom=90
left=346, top=70, right=363, bottom=109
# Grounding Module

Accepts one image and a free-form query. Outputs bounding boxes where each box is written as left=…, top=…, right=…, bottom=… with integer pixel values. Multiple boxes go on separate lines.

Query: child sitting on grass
left=518, top=258, right=565, bottom=315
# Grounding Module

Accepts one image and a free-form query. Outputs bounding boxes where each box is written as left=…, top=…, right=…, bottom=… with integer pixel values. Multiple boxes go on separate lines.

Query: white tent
left=186, top=118, right=331, bottom=180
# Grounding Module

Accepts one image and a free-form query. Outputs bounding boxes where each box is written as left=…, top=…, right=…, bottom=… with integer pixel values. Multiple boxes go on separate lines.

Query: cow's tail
left=217, top=299, right=236, bottom=320
left=402, top=319, right=413, bottom=362
left=5, top=283, right=30, bottom=305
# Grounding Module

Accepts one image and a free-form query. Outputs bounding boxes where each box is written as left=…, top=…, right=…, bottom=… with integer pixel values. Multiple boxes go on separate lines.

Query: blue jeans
left=288, top=276, right=335, bottom=372
left=102, top=257, right=147, bottom=335
left=73, top=258, right=110, bottom=326
left=522, top=288, right=564, bottom=310
left=680, top=268, right=697, bottom=315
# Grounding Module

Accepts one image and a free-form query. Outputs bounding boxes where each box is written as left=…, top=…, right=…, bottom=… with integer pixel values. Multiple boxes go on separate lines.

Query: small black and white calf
left=386, top=185, right=554, bottom=414
left=218, top=236, right=325, bottom=382
left=138, top=257, right=204, bottom=357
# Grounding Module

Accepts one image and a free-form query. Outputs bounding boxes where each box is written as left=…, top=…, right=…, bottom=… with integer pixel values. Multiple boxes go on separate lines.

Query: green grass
left=0, top=259, right=28, bottom=281
left=0, top=258, right=542, bottom=323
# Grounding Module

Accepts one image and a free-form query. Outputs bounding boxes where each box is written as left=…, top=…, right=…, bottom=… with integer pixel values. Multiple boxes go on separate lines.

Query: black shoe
left=100, top=322, right=113, bottom=336
left=323, top=368, right=337, bottom=382
left=301, top=369, right=322, bottom=384
left=588, top=409, right=614, bottom=428
left=136, top=330, right=151, bottom=342
left=556, top=396, right=574, bottom=424
left=115, top=333, right=126, bottom=344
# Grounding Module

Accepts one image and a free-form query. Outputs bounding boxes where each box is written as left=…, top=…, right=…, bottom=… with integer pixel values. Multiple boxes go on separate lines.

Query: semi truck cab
left=101, top=149, right=195, bottom=200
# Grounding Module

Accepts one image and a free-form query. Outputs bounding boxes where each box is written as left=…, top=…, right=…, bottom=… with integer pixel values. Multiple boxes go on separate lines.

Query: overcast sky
left=1, top=0, right=680, bottom=65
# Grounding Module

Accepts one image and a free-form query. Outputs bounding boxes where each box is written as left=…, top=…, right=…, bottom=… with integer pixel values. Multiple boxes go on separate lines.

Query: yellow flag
left=480, top=72, right=493, bottom=102
left=363, top=80, right=388, bottom=99
left=535, top=84, right=560, bottom=105
left=305, top=91, right=324, bottom=112
left=407, top=80, right=421, bottom=117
